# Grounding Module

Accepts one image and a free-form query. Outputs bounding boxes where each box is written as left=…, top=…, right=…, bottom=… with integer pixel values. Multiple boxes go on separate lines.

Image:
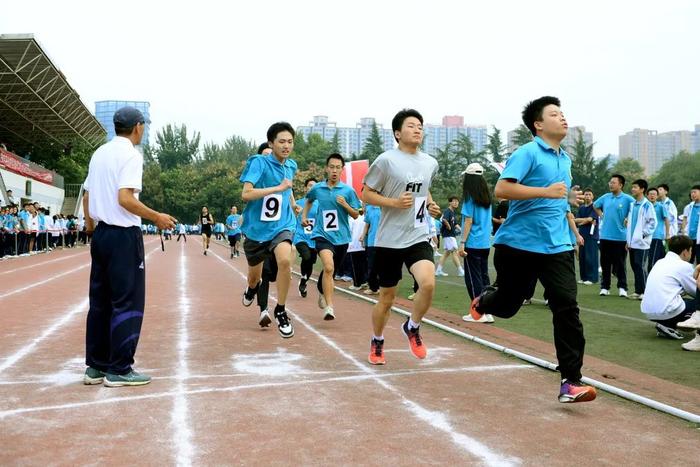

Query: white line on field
left=0, top=249, right=87, bottom=276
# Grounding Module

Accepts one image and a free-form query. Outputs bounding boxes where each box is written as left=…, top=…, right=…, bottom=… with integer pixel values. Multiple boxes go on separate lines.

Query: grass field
left=396, top=255, right=700, bottom=389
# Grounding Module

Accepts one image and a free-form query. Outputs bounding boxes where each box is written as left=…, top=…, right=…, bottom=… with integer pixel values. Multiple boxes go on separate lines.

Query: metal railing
left=64, top=183, right=82, bottom=198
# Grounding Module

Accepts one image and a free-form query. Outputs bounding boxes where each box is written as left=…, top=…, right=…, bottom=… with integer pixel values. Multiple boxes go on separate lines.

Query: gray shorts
left=243, top=230, right=294, bottom=267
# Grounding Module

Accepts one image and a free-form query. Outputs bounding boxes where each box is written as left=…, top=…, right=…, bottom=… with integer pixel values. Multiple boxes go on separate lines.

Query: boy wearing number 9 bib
left=239, top=122, right=299, bottom=339
left=302, top=154, right=361, bottom=321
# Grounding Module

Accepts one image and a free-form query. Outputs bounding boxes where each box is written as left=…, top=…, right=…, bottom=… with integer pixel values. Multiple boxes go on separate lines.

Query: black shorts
left=201, top=225, right=212, bottom=238
left=228, top=233, right=241, bottom=246
left=313, top=236, right=345, bottom=254
left=243, top=230, right=293, bottom=267
left=375, top=241, right=434, bottom=288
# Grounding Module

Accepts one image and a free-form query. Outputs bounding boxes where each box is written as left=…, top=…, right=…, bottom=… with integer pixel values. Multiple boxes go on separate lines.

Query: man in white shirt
left=641, top=235, right=700, bottom=351
left=82, top=107, right=176, bottom=387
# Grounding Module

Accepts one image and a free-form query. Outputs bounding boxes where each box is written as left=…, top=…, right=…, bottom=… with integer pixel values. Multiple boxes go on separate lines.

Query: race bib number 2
left=323, top=210, right=339, bottom=232
left=414, top=196, right=427, bottom=228
left=261, top=194, right=282, bottom=222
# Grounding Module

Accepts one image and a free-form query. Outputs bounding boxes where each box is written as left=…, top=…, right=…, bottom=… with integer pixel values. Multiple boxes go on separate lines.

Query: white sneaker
left=349, top=285, right=363, bottom=291
left=677, top=311, right=700, bottom=330
left=462, top=314, right=494, bottom=323
left=618, top=288, right=628, bottom=298
left=577, top=280, right=584, bottom=284
left=583, top=281, right=593, bottom=286
left=627, top=292, right=641, bottom=300
left=435, top=270, right=448, bottom=277
left=655, top=323, right=684, bottom=340
left=407, top=293, right=416, bottom=300
left=522, top=299, right=532, bottom=305
left=323, top=306, right=335, bottom=321
left=599, top=289, right=610, bottom=296
left=681, top=334, right=700, bottom=351
left=457, top=268, right=465, bottom=277
left=317, top=293, right=327, bottom=309
left=258, top=309, right=272, bottom=328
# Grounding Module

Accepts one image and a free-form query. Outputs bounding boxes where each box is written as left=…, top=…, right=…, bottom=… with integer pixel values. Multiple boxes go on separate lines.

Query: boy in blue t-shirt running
left=225, top=205, right=243, bottom=258
left=239, top=123, right=298, bottom=338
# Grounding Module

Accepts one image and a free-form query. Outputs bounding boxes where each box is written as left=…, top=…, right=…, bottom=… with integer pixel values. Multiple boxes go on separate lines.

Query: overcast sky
left=2, top=0, right=699, bottom=157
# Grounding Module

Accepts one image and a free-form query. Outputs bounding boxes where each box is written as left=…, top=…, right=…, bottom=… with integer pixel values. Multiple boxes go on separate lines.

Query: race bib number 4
left=261, top=194, right=283, bottom=222
left=414, top=196, right=427, bottom=228
left=304, top=218, right=315, bottom=234
left=322, top=210, right=339, bottom=232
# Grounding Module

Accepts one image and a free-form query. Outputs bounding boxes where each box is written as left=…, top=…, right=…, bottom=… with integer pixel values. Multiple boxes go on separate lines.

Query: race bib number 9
left=304, top=218, right=315, bottom=234
left=414, top=196, right=427, bottom=228
left=261, top=194, right=283, bottom=222
left=323, top=210, right=339, bottom=232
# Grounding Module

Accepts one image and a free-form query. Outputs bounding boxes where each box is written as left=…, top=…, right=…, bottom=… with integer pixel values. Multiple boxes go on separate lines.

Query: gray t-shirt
left=364, top=148, right=438, bottom=248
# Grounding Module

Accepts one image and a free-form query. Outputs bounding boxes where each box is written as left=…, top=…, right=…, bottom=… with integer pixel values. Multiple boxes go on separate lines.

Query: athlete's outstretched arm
left=495, top=179, right=567, bottom=201
left=241, top=180, right=292, bottom=202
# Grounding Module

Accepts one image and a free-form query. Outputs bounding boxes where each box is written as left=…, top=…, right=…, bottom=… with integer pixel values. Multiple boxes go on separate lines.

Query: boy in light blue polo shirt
left=225, top=205, right=242, bottom=258
left=471, top=96, right=596, bottom=404
left=593, top=175, right=635, bottom=296
left=302, top=153, right=361, bottom=320
left=294, top=177, right=319, bottom=298
left=239, top=123, right=298, bottom=339
left=362, top=204, right=381, bottom=294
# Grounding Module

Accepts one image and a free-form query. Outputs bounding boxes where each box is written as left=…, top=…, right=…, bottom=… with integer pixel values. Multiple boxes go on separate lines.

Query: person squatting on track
left=199, top=206, right=214, bottom=255
left=239, top=122, right=298, bottom=338
left=226, top=205, right=243, bottom=258
left=82, top=106, right=176, bottom=387
left=362, top=108, right=441, bottom=365
left=302, top=153, right=361, bottom=321
left=469, top=96, right=598, bottom=403
left=294, top=177, right=319, bottom=298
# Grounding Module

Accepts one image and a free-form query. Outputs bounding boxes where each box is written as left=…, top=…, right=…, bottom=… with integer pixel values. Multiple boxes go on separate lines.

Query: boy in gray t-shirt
left=362, top=108, right=441, bottom=366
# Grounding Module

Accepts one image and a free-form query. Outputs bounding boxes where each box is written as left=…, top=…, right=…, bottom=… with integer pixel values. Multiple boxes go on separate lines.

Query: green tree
left=511, top=124, right=533, bottom=152
left=330, top=131, right=340, bottom=153
left=486, top=126, right=507, bottom=163
left=294, top=133, right=331, bottom=169
left=611, top=158, right=646, bottom=193
left=360, top=121, right=385, bottom=162
left=566, top=130, right=610, bottom=195
left=153, top=124, right=201, bottom=170
left=650, top=151, right=700, bottom=208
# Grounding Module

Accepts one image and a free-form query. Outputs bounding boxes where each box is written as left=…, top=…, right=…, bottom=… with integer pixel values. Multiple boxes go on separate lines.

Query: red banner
left=340, top=159, right=369, bottom=198
left=0, top=148, right=54, bottom=184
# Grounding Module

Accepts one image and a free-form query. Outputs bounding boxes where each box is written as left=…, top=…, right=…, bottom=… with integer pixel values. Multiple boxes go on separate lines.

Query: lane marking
left=206, top=246, right=522, bottom=466
left=0, top=246, right=161, bottom=374
left=0, top=249, right=87, bottom=276
left=172, top=243, right=194, bottom=466
left=0, top=364, right=533, bottom=419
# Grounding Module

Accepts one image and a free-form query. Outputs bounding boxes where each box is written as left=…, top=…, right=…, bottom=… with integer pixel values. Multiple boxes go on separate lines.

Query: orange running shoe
left=402, top=320, right=427, bottom=359
left=558, top=379, right=597, bottom=403
left=469, top=295, right=483, bottom=321
left=368, top=338, right=386, bottom=365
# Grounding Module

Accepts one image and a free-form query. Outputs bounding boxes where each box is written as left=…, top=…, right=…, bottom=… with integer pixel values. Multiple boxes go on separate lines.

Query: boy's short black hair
left=391, top=109, right=424, bottom=143
left=611, top=174, right=626, bottom=187
left=521, top=96, right=561, bottom=137
left=692, top=184, right=700, bottom=191
left=304, top=177, right=317, bottom=187
left=647, top=186, right=658, bottom=195
left=632, top=179, right=648, bottom=193
left=448, top=196, right=459, bottom=202
left=668, top=235, right=694, bottom=255
left=326, top=153, right=345, bottom=167
left=658, top=183, right=670, bottom=192
left=583, top=187, right=594, bottom=194
left=266, top=122, right=295, bottom=143
left=257, top=142, right=270, bottom=154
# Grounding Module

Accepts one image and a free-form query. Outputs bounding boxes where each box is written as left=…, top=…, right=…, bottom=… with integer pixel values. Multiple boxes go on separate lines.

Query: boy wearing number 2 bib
left=294, top=177, right=319, bottom=298
left=302, top=154, right=361, bottom=321
left=239, top=123, right=298, bottom=339
left=362, top=109, right=441, bottom=365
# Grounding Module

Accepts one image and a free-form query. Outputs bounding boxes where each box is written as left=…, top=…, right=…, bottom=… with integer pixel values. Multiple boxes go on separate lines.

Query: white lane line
left=0, top=364, right=530, bottom=386
left=0, top=364, right=533, bottom=419
left=171, top=243, right=194, bottom=466
left=0, top=246, right=161, bottom=374
left=0, top=249, right=87, bottom=276
left=0, top=238, right=160, bottom=301
left=207, top=247, right=521, bottom=466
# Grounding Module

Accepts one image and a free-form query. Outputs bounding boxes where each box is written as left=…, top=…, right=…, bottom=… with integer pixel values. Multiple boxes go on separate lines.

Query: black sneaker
left=242, top=281, right=261, bottom=307
left=655, top=323, right=684, bottom=340
left=299, top=280, right=308, bottom=298
left=203, top=250, right=207, bottom=256
left=230, top=253, right=234, bottom=259
left=274, top=309, right=294, bottom=338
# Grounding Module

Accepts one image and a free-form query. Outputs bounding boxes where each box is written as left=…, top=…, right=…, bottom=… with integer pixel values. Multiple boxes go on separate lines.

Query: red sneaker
left=558, top=379, right=597, bottom=403
left=469, top=295, right=483, bottom=320
left=402, top=320, right=427, bottom=359
left=368, top=338, right=386, bottom=365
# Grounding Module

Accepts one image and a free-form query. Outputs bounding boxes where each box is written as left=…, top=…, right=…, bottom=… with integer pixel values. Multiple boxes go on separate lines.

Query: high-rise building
left=297, top=116, right=394, bottom=157
left=562, top=126, right=593, bottom=151
left=619, top=125, right=700, bottom=175
left=422, top=117, right=487, bottom=155
left=95, top=100, right=151, bottom=145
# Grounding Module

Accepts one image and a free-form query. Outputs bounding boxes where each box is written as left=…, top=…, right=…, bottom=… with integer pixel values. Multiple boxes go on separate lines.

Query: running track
left=0, top=238, right=698, bottom=466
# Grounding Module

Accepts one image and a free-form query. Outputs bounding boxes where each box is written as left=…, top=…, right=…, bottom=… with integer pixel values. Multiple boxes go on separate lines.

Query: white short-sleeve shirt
left=83, top=136, right=143, bottom=228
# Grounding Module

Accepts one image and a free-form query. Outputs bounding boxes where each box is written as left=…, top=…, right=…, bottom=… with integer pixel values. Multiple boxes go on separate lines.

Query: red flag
left=340, top=159, right=369, bottom=198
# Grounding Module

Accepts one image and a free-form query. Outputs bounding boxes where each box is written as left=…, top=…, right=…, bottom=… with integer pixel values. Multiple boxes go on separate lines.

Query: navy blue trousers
left=86, top=224, right=145, bottom=375
left=647, top=239, right=666, bottom=273
left=578, top=235, right=599, bottom=283
left=463, top=247, right=490, bottom=300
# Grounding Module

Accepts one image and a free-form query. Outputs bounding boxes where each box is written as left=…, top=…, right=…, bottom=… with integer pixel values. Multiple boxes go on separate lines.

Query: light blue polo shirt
left=493, top=137, right=573, bottom=254
left=364, top=204, right=381, bottom=248
left=461, top=198, right=491, bottom=249
left=294, top=197, right=318, bottom=247
left=652, top=202, right=668, bottom=240
left=226, top=214, right=242, bottom=236
left=306, top=180, right=361, bottom=245
left=689, top=203, right=700, bottom=240
left=593, top=192, right=635, bottom=241
left=239, top=154, right=297, bottom=242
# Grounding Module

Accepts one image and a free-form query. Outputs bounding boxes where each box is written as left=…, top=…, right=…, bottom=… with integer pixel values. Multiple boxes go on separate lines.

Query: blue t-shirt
left=364, top=205, right=381, bottom=248
left=689, top=203, right=700, bottom=240
left=493, top=137, right=573, bottom=254
left=306, top=180, right=361, bottom=245
left=461, top=198, right=491, bottom=249
left=652, top=202, right=668, bottom=240
left=576, top=204, right=599, bottom=240
left=239, top=154, right=298, bottom=242
left=593, top=192, right=635, bottom=241
left=226, top=214, right=242, bottom=236
left=294, top=197, right=318, bottom=247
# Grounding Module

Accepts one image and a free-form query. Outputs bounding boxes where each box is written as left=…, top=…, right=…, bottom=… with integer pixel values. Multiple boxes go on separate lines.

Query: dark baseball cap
left=113, top=106, right=149, bottom=127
